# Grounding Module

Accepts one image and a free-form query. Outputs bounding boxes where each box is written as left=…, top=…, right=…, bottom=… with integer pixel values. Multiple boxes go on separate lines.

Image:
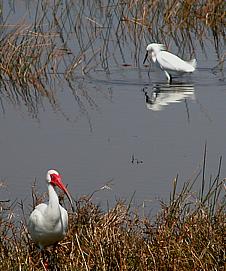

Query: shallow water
left=0, top=1, right=225, bottom=210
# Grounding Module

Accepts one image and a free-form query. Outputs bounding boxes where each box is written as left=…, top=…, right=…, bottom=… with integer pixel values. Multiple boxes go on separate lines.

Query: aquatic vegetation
left=0, top=0, right=224, bottom=118
left=0, top=0, right=224, bottom=87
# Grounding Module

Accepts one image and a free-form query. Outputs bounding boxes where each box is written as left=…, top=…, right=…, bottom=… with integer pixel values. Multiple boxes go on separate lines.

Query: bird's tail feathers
left=187, top=59, right=197, bottom=69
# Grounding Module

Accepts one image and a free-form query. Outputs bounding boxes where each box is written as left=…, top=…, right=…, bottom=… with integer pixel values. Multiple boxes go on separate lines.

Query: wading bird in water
left=143, top=43, right=197, bottom=83
left=28, top=169, right=75, bottom=249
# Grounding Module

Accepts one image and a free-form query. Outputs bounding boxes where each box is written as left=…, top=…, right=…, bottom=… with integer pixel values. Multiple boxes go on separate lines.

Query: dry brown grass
left=0, top=0, right=224, bottom=85
left=0, top=1, right=224, bottom=119
left=0, top=175, right=225, bottom=270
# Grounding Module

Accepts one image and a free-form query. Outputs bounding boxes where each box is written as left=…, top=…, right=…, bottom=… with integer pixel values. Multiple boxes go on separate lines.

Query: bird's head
left=47, top=169, right=61, bottom=185
left=143, top=43, right=166, bottom=64
left=46, top=169, right=75, bottom=212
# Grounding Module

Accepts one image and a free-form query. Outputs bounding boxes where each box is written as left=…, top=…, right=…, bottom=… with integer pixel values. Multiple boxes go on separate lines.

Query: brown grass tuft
left=0, top=176, right=225, bottom=270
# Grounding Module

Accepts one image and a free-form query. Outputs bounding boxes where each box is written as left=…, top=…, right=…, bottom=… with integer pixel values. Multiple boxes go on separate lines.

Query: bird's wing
left=33, top=203, right=48, bottom=212
left=157, top=51, right=195, bottom=72
left=28, top=203, right=47, bottom=231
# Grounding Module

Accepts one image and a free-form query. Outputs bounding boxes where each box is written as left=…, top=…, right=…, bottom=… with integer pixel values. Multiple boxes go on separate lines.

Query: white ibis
left=28, top=169, right=74, bottom=249
left=143, top=43, right=197, bottom=83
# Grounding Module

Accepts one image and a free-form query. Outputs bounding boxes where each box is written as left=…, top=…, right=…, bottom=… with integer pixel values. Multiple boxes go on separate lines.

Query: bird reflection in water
left=143, top=83, right=195, bottom=111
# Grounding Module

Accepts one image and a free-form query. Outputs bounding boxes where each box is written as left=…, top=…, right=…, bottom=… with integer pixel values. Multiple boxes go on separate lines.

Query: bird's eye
left=50, top=174, right=56, bottom=182
left=50, top=173, right=60, bottom=185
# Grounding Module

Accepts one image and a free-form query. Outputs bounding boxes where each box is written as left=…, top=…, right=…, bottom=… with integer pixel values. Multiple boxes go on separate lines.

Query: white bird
left=143, top=43, right=197, bottom=83
left=28, top=169, right=74, bottom=249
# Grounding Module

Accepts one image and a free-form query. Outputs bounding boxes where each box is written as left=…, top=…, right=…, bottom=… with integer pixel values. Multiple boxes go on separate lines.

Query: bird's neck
left=47, top=184, right=61, bottom=217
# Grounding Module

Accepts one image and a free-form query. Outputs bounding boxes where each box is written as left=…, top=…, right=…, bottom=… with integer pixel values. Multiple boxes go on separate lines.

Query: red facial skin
left=50, top=173, right=74, bottom=212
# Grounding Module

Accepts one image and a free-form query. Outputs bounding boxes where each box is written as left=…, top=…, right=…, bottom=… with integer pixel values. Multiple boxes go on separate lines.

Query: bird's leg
left=164, top=70, right=172, bottom=84
left=40, top=249, right=49, bottom=270
left=48, top=244, right=59, bottom=271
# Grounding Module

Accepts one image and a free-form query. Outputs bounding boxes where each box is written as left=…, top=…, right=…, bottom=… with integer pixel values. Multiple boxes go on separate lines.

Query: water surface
left=0, top=1, right=225, bottom=210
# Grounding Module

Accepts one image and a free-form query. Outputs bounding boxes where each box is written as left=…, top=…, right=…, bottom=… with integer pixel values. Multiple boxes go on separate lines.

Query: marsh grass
left=0, top=172, right=225, bottom=270
left=0, top=0, right=225, bottom=116
left=1, top=1, right=225, bottom=80
left=0, top=23, right=60, bottom=116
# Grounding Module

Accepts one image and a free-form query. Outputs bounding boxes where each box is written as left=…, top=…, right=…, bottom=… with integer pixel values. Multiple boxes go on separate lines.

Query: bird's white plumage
left=28, top=170, right=72, bottom=249
left=144, top=43, right=197, bottom=82
left=157, top=51, right=195, bottom=72
left=146, top=43, right=166, bottom=53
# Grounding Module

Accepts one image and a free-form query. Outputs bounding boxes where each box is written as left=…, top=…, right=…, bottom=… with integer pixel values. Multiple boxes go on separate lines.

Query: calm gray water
left=0, top=1, right=225, bottom=209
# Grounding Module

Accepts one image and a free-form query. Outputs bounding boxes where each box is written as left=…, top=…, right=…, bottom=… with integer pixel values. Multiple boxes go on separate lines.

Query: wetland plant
left=0, top=0, right=225, bottom=116
left=0, top=171, right=225, bottom=270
